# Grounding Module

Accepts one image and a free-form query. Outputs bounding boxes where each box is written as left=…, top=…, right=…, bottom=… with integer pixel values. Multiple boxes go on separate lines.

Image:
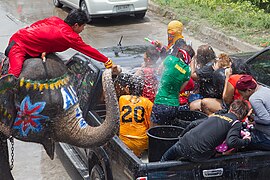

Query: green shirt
left=154, top=55, right=191, bottom=106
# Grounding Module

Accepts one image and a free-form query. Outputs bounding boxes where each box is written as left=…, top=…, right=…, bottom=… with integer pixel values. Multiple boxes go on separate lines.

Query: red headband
left=177, top=48, right=191, bottom=65
left=236, top=75, right=257, bottom=91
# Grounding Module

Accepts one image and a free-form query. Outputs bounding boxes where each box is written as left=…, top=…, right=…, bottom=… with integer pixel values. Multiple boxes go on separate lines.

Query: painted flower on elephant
left=13, top=96, right=49, bottom=136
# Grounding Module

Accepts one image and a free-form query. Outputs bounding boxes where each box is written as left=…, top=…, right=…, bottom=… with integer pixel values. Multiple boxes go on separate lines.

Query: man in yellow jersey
left=115, top=77, right=153, bottom=157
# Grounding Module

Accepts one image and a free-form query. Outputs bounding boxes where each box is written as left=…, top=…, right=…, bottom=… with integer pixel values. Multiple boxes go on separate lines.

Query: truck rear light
left=136, top=177, right=147, bottom=180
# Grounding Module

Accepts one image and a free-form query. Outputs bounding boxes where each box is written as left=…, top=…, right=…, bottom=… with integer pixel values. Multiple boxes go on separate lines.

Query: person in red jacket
left=5, top=9, right=114, bottom=77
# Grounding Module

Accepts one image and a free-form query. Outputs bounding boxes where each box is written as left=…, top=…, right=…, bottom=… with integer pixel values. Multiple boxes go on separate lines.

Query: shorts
left=151, top=104, right=179, bottom=125
left=188, top=93, right=203, bottom=103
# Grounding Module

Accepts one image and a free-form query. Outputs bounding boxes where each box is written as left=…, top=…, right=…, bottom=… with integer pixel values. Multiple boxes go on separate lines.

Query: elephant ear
left=0, top=74, right=18, bottom=136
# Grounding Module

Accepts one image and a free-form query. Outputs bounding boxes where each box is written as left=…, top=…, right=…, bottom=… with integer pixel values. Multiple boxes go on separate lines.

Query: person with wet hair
left=150, top=45, right=194, bottom=126
left=236, top=75, right=270, bottom=150
left=199, top=53, right=233, bottom=115
left=5, top=9, right=115, bottom=78
left=160, top=100, right=250, bottom=162
left=116, top=75, right=153, bottom=157
left=135, top=46, right=160, bottom=102
left=189, top=44, right=217, bottom=111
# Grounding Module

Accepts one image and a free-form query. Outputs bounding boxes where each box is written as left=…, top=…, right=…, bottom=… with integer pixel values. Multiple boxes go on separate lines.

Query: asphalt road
left=0, top=0, right=233, bottom=179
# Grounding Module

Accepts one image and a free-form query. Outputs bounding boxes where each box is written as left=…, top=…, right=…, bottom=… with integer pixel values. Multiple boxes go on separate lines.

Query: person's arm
left=222, top=68, right=234, bottom=105
left=222, top=82, right=235, bottom=105
left=154, top=40, right=167, bottom=59
left=226, top=122, right=250, bottom=149
left=145, top=99, right=154, bottom=129
left=190, top=58, right=198, bottom=81
left=179, top=80, right=189, bottom=92
left=134, top=68, right=143, bottom=77
left=66, top=33, right=111, bottom=65
left=250, top=98, right=270, bottom=125
left=179, top=118, right=206, bottom=137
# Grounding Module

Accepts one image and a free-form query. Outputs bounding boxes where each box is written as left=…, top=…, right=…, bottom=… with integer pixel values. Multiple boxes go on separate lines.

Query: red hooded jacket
left=9, top=16, right=108, bottom=62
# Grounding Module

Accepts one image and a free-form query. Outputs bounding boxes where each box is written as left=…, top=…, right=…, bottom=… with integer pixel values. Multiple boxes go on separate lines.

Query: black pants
left=161, top=141, right=215, bottom=162
left=0, top=133, right=14, bottom=180
left=160, top=142, right=186, bottom=161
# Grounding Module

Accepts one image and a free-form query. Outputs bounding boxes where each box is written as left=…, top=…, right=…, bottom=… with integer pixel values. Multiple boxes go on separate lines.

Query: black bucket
left=147, top=125, right=184, bottom=162
left=172, top=110, right=208, bottom=128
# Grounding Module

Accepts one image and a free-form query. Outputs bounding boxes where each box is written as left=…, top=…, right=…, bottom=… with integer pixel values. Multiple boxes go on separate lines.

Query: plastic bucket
left=147, top=125, right=184, bottom=162
left=172, top=110, right=208, bottom=128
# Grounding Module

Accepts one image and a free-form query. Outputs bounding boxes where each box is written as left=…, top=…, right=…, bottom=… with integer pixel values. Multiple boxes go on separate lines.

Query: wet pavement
left=0, top=0, right=232, bottom=179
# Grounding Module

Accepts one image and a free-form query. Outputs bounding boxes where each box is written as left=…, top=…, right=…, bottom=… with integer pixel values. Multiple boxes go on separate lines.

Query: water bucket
left=172, top=110, right=208, bottom=128
left=147, top=125, right=184, bottom=162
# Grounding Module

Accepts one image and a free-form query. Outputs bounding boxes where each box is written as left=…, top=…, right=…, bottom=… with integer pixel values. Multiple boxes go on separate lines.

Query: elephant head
left=0, top=54, right=120, bottom=159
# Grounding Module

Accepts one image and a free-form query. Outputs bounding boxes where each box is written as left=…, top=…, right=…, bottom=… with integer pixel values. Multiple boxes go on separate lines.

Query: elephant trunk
left=53, top=69, right=120, bottom=148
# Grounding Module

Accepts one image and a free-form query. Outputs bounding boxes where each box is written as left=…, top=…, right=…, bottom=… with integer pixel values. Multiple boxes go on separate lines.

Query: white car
left=53, top=0, right=148, bottom=22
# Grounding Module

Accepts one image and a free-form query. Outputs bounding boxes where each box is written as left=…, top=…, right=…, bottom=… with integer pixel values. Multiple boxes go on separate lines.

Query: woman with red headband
left=236, top=75, right=270, bottom=151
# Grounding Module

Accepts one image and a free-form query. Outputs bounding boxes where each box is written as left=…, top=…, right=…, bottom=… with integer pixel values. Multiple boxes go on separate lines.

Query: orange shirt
left=119, top=95, right=153, bottom=156
left=228, top=74, right=243, bottom=100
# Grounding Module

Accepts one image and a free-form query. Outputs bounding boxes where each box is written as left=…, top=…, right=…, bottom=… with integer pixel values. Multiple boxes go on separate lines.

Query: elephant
left=0, top=53, right=120, bottom=179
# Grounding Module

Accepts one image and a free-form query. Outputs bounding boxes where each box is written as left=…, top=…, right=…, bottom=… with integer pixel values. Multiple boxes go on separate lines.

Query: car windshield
left=247, top=49, right=270, bottom=87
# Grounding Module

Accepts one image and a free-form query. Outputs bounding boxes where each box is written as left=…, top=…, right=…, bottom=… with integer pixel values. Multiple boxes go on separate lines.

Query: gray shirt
left=250, top=86, right=270, bottom=135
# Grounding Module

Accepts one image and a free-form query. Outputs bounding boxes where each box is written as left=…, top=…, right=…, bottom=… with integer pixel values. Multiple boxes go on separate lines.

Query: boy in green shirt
left=151, top=45, right=194, bottom=126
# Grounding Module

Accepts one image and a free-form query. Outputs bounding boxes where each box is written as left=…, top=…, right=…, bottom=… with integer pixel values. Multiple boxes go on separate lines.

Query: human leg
left=7, top=44, right=26, bottom=78
left=160, top=142, right=185, bottom=161
left=0, top=133, right=14, bottom=180
left=189, top=99, right=202, bottom=111
left=248, top=130, right=270, bottom=151
left=150, top=104, right=178, bottom=125
left=201, top=98, right=222, bottom=115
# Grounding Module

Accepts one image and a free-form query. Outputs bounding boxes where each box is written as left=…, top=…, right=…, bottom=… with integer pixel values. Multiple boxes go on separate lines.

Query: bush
left=152, top=0, right=270, bottom=46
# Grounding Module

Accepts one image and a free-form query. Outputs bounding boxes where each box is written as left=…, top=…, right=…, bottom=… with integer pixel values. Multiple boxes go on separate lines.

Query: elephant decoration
left=0, top=53, right=120, bottom=178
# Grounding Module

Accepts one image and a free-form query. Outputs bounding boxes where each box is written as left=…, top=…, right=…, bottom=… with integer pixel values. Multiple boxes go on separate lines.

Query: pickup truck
left=57, top=45, right=270, bottom=180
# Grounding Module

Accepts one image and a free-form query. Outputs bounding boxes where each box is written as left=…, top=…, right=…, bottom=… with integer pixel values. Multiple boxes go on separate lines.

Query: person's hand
left=41, top=52, right=46, bottom=62
left=104, top=59, right=113, bottom=69
left=212, top=61, right=219, bottom=71
left=111, top=65, right=122, bottom=76
left=225, top=67, right=232, bottom=78
left=247, top=109, right=255, bottom=122
left=154, top=40, right=163, bottom=48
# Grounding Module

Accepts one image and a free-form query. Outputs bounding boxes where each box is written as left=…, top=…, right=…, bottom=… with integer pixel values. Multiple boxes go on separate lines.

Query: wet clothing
left=6, top=16, right=108, bottom=77
left=154, top=55, right=191, bottom=106
left=152, top=55, right=190, bottom=125
left=195, top=61, right=217, bottom=98
left=248, top=86, right=270, bottom=150
left=141, top=67, right=158, bottom=103
left=160, top=38, right=186, bottom=59
left=161, top=113, right=250, bottom=162
left=119, top=95, right=153, bottom=156
left=213, top=68, right=226, bottom=99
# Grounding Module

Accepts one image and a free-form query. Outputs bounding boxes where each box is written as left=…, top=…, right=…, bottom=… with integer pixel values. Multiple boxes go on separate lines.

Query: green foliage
left=152, top=0, right=270, bottom=46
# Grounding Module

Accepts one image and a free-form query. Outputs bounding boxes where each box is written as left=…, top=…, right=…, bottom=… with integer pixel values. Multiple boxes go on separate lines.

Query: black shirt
left=179, top=113, right=250, bottom=161
left=213, top=68, right=226, bottom=99
left=196, top=62, right=216, bottom=98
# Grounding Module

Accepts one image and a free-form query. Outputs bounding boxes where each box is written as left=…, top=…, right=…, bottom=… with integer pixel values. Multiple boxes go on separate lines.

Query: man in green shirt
left=151, top=45, right=194, bottom=126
